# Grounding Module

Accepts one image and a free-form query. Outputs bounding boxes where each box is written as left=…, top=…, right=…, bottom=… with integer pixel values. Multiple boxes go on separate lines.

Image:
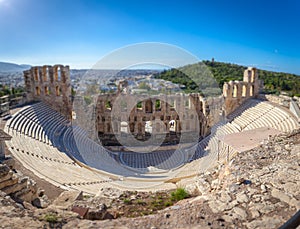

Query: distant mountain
left=0, top=62, right=31, bottom=72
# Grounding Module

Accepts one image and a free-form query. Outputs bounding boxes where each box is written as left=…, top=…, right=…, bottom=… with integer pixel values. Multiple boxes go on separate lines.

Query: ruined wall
left=95, top=92, right=210, bottom=145
left=23, top=65, right=72, bottom=119
left=223, top=67, right=261, bottom=116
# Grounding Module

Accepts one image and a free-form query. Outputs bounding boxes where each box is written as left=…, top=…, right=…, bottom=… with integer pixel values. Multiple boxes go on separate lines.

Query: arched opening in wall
left=199, top=101, right=203, bottom=112
left=105, top=101, right=112, bottom=111
left=242, top=85, right=247, bottom=97
left=170, top=99, right=175, bottom=110
left=145, top=121, right=152, bottom=134
left=185, top=99, right=190, bottom=109
left=136, top=101, right=142, bottom=111
left=56, top=86, right=61, bottom=96
left=250, top=85, right=254, bottom=97
left=97, top=116, right=104, bottom=137
left=54, top=67, right=61, bottom=81
left=46, top=67, right=50, bottom=81
left=129, top=123, right=134, bottom=133
left=35, top=87, right=40, bottom=96
left=34, top=68, right=39, bottom=81
left=120, top=121, right=128, bottom=133
left=169, top=120, right=176, bottom=133
left=247, top=70, right=252, bottom=82
left=144, top=121, right=152, bottom=140
left=232, top=85, right=238, bottom=98
left=57, top=67, right=61, bottom=81
left=145, top=99, right=153, bottom=113
left=155, top=99, right=161, bottom=111
left=44, top=86, right=50, bottom=95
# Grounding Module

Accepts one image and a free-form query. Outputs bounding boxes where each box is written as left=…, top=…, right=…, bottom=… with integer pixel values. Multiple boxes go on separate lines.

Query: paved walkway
left=222, top=127, right=281, bottom=152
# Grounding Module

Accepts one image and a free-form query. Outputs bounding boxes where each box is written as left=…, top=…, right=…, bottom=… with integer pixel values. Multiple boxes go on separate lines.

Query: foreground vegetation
left=0, top=85, right=24, bottom=97
left=115, top=188, right=190, bottom=218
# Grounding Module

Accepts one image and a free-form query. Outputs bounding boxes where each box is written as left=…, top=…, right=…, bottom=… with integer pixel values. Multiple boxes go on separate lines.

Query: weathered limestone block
left=244, top=216, right=283, bottom=229
left=0, top=170, right=13, bottom=183
left=2, top=177, right=29, bottom=195
left=32, top=195, right=49, bottom=208
left=233, top=207, right=248, bottom=220
left=0, top=174, right=19, bottom=190
left=13, top=180, right=39, bottom=204
left=52, top=190, right=83, bottom=209
left=271, top=188, right=291, bottom=204
left=83, top=204, right=114, bottom=220
left=236, top=192, right=249, bottom=203
left=14, top=187, right=35, bottom=202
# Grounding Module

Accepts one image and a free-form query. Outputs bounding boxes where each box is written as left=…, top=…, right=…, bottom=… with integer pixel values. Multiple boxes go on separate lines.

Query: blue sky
left=0, top=0, right=299, bottom=74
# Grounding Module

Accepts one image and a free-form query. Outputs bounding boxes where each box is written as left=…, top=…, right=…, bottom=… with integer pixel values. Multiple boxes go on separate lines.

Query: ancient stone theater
left=2, top=64, right=299, bottom=193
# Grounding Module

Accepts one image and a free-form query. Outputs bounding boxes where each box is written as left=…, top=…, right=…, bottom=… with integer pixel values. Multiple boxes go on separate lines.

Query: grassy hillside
left=155, top=60, right=300, bottom=97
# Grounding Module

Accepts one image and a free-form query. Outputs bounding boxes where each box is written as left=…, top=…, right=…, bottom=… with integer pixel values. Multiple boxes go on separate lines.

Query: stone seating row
left=4, top=129, right=112, bottom=194
left=119, top=149, right=184, bottom=170
left=5, top=99, right=299, bottom=192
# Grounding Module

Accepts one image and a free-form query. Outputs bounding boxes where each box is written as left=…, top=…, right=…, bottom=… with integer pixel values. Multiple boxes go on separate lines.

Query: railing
left=279, top=210, right=300, bottom=229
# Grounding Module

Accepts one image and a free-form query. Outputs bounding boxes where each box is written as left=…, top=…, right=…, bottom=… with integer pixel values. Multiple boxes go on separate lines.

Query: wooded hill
left=154, top=60, right=300, bottom=97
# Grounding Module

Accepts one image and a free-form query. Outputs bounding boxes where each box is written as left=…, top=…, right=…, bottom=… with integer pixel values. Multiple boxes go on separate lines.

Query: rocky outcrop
left=180, top=131, right=300, bottom=228
left=52, top=190, right=83, bottom=210
left=72, top=203, right=114, bottom=220
left=0, top=163, right=49, bottom=208
left=0, top=131, right=299, bottom=228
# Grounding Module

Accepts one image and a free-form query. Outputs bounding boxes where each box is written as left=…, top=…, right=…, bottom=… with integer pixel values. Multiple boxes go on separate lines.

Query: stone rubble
left=0, top=163, right=49, bottom=208
left=0, top=131, right=299, bottom=228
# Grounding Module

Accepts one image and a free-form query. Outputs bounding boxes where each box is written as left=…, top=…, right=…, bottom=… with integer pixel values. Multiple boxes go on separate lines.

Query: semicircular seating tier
left=4, top=99, right=299, bottom=194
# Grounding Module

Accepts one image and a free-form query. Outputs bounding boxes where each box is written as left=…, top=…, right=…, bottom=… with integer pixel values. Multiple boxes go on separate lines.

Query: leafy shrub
left=137, top=199, right=146, bottom=205
left=164, top=201, right=172, bottom=207
left=123, top=198, right=131, bottom=204
left=43, top=213, right=58, bottom=223
left=171, top=188, right=189, bottom=201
